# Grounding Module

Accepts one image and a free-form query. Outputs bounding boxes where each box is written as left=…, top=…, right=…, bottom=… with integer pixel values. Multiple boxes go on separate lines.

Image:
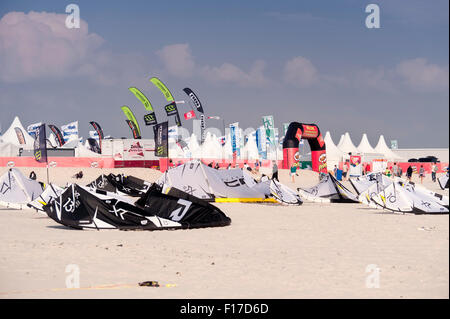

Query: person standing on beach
left=406, top=165, right=413, bottom=181
left=431, top=163, right=438, bottom=182
left=342, top=162, right=348, bottom=180
left=272, top=161, right=279, bottom=182
left=290, top=163, right=297, bottom=183
left=419, top=165, right=425, bottom=184
left=392, top=163, right=399, bottom=178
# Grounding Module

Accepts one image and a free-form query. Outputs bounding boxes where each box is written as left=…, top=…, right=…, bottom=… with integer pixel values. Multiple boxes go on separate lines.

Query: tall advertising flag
left=262, top=115, right=275, bottom=146
left=34, top=124, right=47, bottom=163
left=89, top=121, right=104, bottom=151
left=164, top=102, right=182, bottom=127
left=200, top=114, right=206, bottom=144
left=150, top=77, right=182, bottom=127
left=27, top=122, right=42, bottom=139
left=129, top=87, right=154, bottom=111
left=121, top=106, right=141, bottom=137
left=14, top=127, right=26, bottom=145
left=89, top=121, right=104, bottom=140
left=61, top=121, right=79, bottom=143
left=183, top=88, right=204, bottom=113
left=229, top=122, right=240, bottom=161
left=48, top=125, right=65, bottom=147
left=154, top=121, right=168, bottom=157
left=126, top=120, right=141, bottom=139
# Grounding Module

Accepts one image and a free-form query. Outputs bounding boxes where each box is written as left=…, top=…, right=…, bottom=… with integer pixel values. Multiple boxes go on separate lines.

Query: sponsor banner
left=89, top=121, right=104, bottom=140
left=164, top=102, right=178, bottom=116
left=262, top=115, right=275, bottom=146
left=200, top=114, right=206, bottom=143
left=48, top=124, right=65, bottom=146
left=121, top=106, right=141, bottom=136
left=154, top=122, right=169, bottom=157
left=126, top=120, right=141, bottom=139
left=33, top=124, right=47, bottom=163
left=27, top=122, right=42, bottom=139
left=349, top=155, right=362, bottom=177
left=61, top=121, right=79, bottom=142
left=311, top=150, right=327, bottom=173
left=143, top=112, right=157, bottom=126
left=129, top=87, right=153, bottom=111
left=301, top=124, right=319, bottom=139
left=183, top=88, right=204, bottom=113
left=229, top=122, right=240, bottom=160
left=184, top=110, right=196, bottom=120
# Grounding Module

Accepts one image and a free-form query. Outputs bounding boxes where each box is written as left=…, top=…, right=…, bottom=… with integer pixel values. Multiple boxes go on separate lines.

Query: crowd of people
left=167, top=159, right=446, bottom=185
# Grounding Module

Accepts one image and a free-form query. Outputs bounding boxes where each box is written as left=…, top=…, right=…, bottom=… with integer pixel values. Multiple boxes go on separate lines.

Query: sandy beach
left=0, top=166, right=448, bottom=299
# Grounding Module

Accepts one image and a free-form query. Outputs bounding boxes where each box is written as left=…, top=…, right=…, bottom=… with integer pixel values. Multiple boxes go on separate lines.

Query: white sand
left=0, top=166, right=448, bottom=298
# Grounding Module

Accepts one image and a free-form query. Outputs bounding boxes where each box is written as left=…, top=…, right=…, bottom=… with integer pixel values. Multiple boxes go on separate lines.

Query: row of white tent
left=1, top=116, right=401, bottom=162
left=0, top=117, right=101, bottom=157
left=324, top=131, right=402, bottom=166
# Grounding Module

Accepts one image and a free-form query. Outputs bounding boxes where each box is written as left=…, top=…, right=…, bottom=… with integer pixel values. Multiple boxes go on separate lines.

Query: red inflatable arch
left=282, top=122, right=327, bottom=173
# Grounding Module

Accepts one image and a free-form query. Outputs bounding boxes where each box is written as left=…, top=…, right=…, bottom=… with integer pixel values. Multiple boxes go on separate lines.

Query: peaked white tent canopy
left=357, top=134, right=376, bottom=154
left=0, top=116, right=35, bottom=149
left=374, top=135, right=402, bottom=160
left=338, top=132, right=359, bottom=155
left=324, top=131, right=344, bottom=162
left=337, top=134, right=345, bottom=148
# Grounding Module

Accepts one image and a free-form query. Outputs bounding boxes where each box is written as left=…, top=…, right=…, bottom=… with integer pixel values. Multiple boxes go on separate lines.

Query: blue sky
left=0, top=0, right=448, bottom=148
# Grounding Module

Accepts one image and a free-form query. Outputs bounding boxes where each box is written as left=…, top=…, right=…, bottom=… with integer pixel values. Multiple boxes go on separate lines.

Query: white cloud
left=395, top=58, right=449, bottom=91
left=283, top=56, right=318, bottom=87
left=0, top=11, right=104, bottom=82
left=201, top=59, right=269, bottom=87
left=156, top=43, right=195, bottom=78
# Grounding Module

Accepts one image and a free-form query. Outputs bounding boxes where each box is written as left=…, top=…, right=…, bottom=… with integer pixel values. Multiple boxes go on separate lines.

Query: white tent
left=374, top=135, right=402, bottom=160
left=338, top=132, right=359, bottom=155
left=242, top=132, right=259, bottom=160
left=0, top=142, right=22, bottom=157
left=201, top=132, right=223, bottom=158
left=324, top=131, right=344, bottom=161
left=357, top=134, right=377, bottom=154
left=0, top=168, right=44, bottom=209
left=0, top=116, right=35, bottom=149
left=187, top=133, right=201, bottom=158
left=337, top=134, right=345, bottom=148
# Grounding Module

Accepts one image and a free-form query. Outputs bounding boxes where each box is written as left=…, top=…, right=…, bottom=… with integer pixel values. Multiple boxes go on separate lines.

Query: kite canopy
left=0, top=168, right=44, bottom=209
left=350, top=174, right=449, bottom=214
left=27, top=184, right=64, bottom=212
left=87, top=174, right=151, bottom=197
left=438, top=174, right=449, bottom=190
left=157, top=160, right=302, bottom=205
left=43, top=183, right=231, bottom=230
left=298, top=173, right=359, bottom=203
